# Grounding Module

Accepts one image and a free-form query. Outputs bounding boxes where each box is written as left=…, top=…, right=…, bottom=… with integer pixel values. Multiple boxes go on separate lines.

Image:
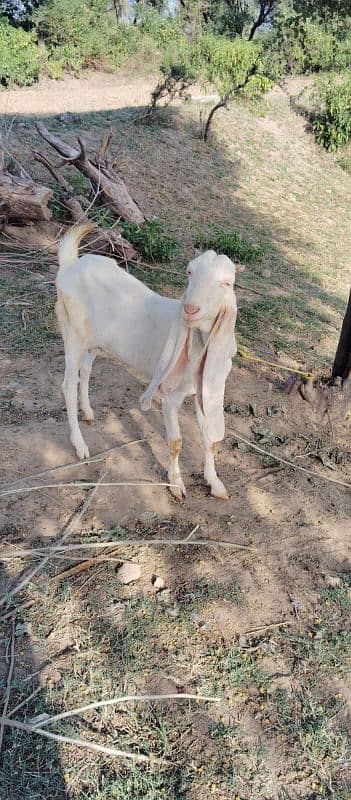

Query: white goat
left=56, top=222, right=238, bottom=499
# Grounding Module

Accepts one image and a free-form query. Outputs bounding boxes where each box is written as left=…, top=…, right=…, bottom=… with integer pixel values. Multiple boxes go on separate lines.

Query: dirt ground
left=0, top=73, right=350, bottom=799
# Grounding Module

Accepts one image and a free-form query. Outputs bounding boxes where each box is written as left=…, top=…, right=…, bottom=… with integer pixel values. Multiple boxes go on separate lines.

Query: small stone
left=117, top=562, right=141, bottom=584
left=152, top=575, right=165, bottom=590
left=156, top=588, right=171, bottom=604
left=325, top=575, right=341, bottom=588
left=261, top=268, right=271, bottom=278
left=166, top=605, right=179, bottom=618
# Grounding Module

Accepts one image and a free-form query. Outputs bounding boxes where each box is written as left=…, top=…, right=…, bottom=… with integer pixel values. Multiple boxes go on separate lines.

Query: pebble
left=117, top=562, right=141, bottom=584
left=152, top=575, right=166, bottom=590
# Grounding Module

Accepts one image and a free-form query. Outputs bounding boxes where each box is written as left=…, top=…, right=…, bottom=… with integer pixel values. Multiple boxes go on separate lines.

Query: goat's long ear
left=140, top=309, right=191, bottom=411
left=196, top=304, right=237, bottom=442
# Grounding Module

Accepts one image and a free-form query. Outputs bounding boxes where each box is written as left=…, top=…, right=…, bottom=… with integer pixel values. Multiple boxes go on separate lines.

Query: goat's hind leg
left=79, top=349, right=97, bottom=423
left=62, top=338, right=89, bottom=460
left=195, top=398, right=229, bottom=500
left=162, top=391, right=187, bottom=501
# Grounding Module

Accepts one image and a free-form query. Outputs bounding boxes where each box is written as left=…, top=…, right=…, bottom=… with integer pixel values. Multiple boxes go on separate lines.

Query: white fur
left=56, top=223, right=238, bottom=499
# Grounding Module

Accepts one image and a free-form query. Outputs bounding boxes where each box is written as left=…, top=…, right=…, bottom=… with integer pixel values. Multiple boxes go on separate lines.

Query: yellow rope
left=237, top=348, right=315, bottom=381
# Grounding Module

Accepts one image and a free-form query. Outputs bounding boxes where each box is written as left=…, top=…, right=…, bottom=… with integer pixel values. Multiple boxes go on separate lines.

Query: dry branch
left=0, top=170, right=53, bottom=224
left=3, top=537, right=254, bottom=560
left=0, top=474, right=106, bottom=608
left=35, top=121, right=145, bottom=225
left=0, top=618, right=16, bottom=752
left=33, top=692, right=221, bottom=729
left=0, top=438, right=147, bottom=493
left=3, top=717, right=157, bottom=763
left=34, top=151, right=138, bottom=260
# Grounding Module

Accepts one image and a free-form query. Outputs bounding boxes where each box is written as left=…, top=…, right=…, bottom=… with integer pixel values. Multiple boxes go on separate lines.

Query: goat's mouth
left=183, top=314, right=204, bottom=326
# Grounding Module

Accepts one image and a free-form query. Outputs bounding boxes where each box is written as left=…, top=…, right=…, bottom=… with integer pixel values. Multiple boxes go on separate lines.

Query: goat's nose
left=184, top=303, right=200, bottom=316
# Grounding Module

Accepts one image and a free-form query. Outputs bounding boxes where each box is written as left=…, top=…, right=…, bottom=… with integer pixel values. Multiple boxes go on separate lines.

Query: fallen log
left=34, top=151, right=137, bottom=261
left=0, top=171, right=53, bottom=223
left=35, top=121, right=145, bottom=225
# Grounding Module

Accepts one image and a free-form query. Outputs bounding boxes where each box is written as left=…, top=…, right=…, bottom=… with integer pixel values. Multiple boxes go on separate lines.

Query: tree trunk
left=0, top=172, right=53, bottom=223
left=35, top=121, right=145, bottom=225
left=332, top=288, right=351, bottom=380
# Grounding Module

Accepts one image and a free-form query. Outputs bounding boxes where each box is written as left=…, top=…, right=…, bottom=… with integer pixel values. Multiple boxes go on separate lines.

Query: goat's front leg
left=62, top=342, right=89, bottom=460
left=162, top=391, right=187, bottom=501
left=195, top=398, right=229, bottom=500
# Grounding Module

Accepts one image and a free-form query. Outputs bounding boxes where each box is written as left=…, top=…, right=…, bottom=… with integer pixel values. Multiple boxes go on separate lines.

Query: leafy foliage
left=122, top=220, right=178, bottom=262
left=195, top=226, right=265, bottom=262
left=313, top=76, right=351, bottom=151
left=0, top=16, right=40, bottom=85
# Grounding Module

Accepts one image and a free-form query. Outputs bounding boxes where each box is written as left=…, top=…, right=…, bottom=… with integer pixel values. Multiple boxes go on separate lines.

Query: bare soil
left=0, top=73, right=350, bottom=799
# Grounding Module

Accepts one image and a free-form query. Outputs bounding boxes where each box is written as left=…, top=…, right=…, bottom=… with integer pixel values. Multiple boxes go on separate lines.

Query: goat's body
left=57, top=253, right=182, bottom=379
left=56, top=223, right=237, bottom=499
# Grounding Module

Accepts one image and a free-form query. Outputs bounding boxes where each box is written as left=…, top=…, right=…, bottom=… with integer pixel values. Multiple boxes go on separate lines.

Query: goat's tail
left=57, top=221, right=96, bottom=274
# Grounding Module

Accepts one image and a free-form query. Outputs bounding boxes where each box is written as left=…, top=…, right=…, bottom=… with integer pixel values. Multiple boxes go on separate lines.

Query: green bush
left=122, top=220, right=178, bottom=263
left=0, top=18, right=41, bottom=87
left=34, top=0, right=111, bottom=73
left=313, top=77, right=351, bottom=151
left=267, top=9, right=351, bottom=76
left=195, top=227, right=265, bottom=263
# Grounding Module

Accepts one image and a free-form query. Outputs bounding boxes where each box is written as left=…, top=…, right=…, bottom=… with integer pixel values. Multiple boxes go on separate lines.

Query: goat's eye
left=187, top=269, right=192, bottom=276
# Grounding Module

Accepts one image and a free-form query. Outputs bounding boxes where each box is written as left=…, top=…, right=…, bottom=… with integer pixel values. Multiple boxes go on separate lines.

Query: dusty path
left=0, top=72, right=157, bottom=116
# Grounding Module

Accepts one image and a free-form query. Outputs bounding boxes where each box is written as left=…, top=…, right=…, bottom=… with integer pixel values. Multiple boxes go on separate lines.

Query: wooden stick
left=0, top=600, right=34, bottom=622
left=230, top=430, right=351, bottom=490
left=33, top=692, right=221, bottom=729
left=243, top=620, right=293, bottom=635
left=0, top=438, right=148, bottom=492
left=0, top=480, right=173, bottom=500
left=0, top=474, right=106, bottom=608
left=7, top=687, right=42, bottom=718
left=2, top=538, right=255, bottom=560
left=0, top=618, right=15, bottom=751
left=3, top=717, right=158, bottom=763
left=50, top=554, right=121, bottom=582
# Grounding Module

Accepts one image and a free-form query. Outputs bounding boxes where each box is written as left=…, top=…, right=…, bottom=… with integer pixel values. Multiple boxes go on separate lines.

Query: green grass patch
left=122, top=220, right=178, bottom=263
left=195, top=226, right=265, bottom=263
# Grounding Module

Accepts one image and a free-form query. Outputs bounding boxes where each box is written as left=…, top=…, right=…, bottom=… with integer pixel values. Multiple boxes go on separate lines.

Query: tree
left=247, top=0, right=277, bottom=40
left=332, top=290, right=351, bottom=381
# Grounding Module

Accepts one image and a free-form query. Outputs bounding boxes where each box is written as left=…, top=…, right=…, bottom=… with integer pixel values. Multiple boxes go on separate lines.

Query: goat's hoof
left=169, top=481, right=186, bottom=501
left=82, top=409, right=95, bottom=424
left=73, top=439, right=90, bottom=461
left=211, top=481, right=229, bottom=500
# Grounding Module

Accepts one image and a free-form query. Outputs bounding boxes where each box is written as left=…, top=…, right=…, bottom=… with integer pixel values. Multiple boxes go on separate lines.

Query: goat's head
left=140, top=250, right=239, bottom=442
left=182, top=250, right=237, bottom=330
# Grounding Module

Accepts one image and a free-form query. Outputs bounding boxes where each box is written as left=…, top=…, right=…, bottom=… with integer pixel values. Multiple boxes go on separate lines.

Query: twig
left=32, top=692, right=221, bottom=729
left=7, top=687, right=42, bottom=718
left=230, top=430, right=351, bottom=490
left=0, top=474, right=106, bottom=608
left=0, top=438, right=148, bottom=492
left=243, top=620, right=293, bottom=635
left=186, top=524, right=199, bottom=540
left=0, top=480, right=173, bottom=500
left=50, top=554, right=121, bottom=582
left=3, top=717, right=158, bottom=763
left=0, top=618, right=15, bottom=751
left=2, top=537, right=255, bottom=560
left=0, top=600, right=34, bottom=622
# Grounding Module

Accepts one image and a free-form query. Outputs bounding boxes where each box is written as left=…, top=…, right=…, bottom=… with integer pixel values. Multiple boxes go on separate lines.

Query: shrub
left=34, top=0, right=111, bottom=73
left=122, top=220, right=178, bottom=263
left=195, top=227, right=265, bottom=263
left=313, top=77, right=351, bottom=151
left=0, top=18, right=41, bottom=87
